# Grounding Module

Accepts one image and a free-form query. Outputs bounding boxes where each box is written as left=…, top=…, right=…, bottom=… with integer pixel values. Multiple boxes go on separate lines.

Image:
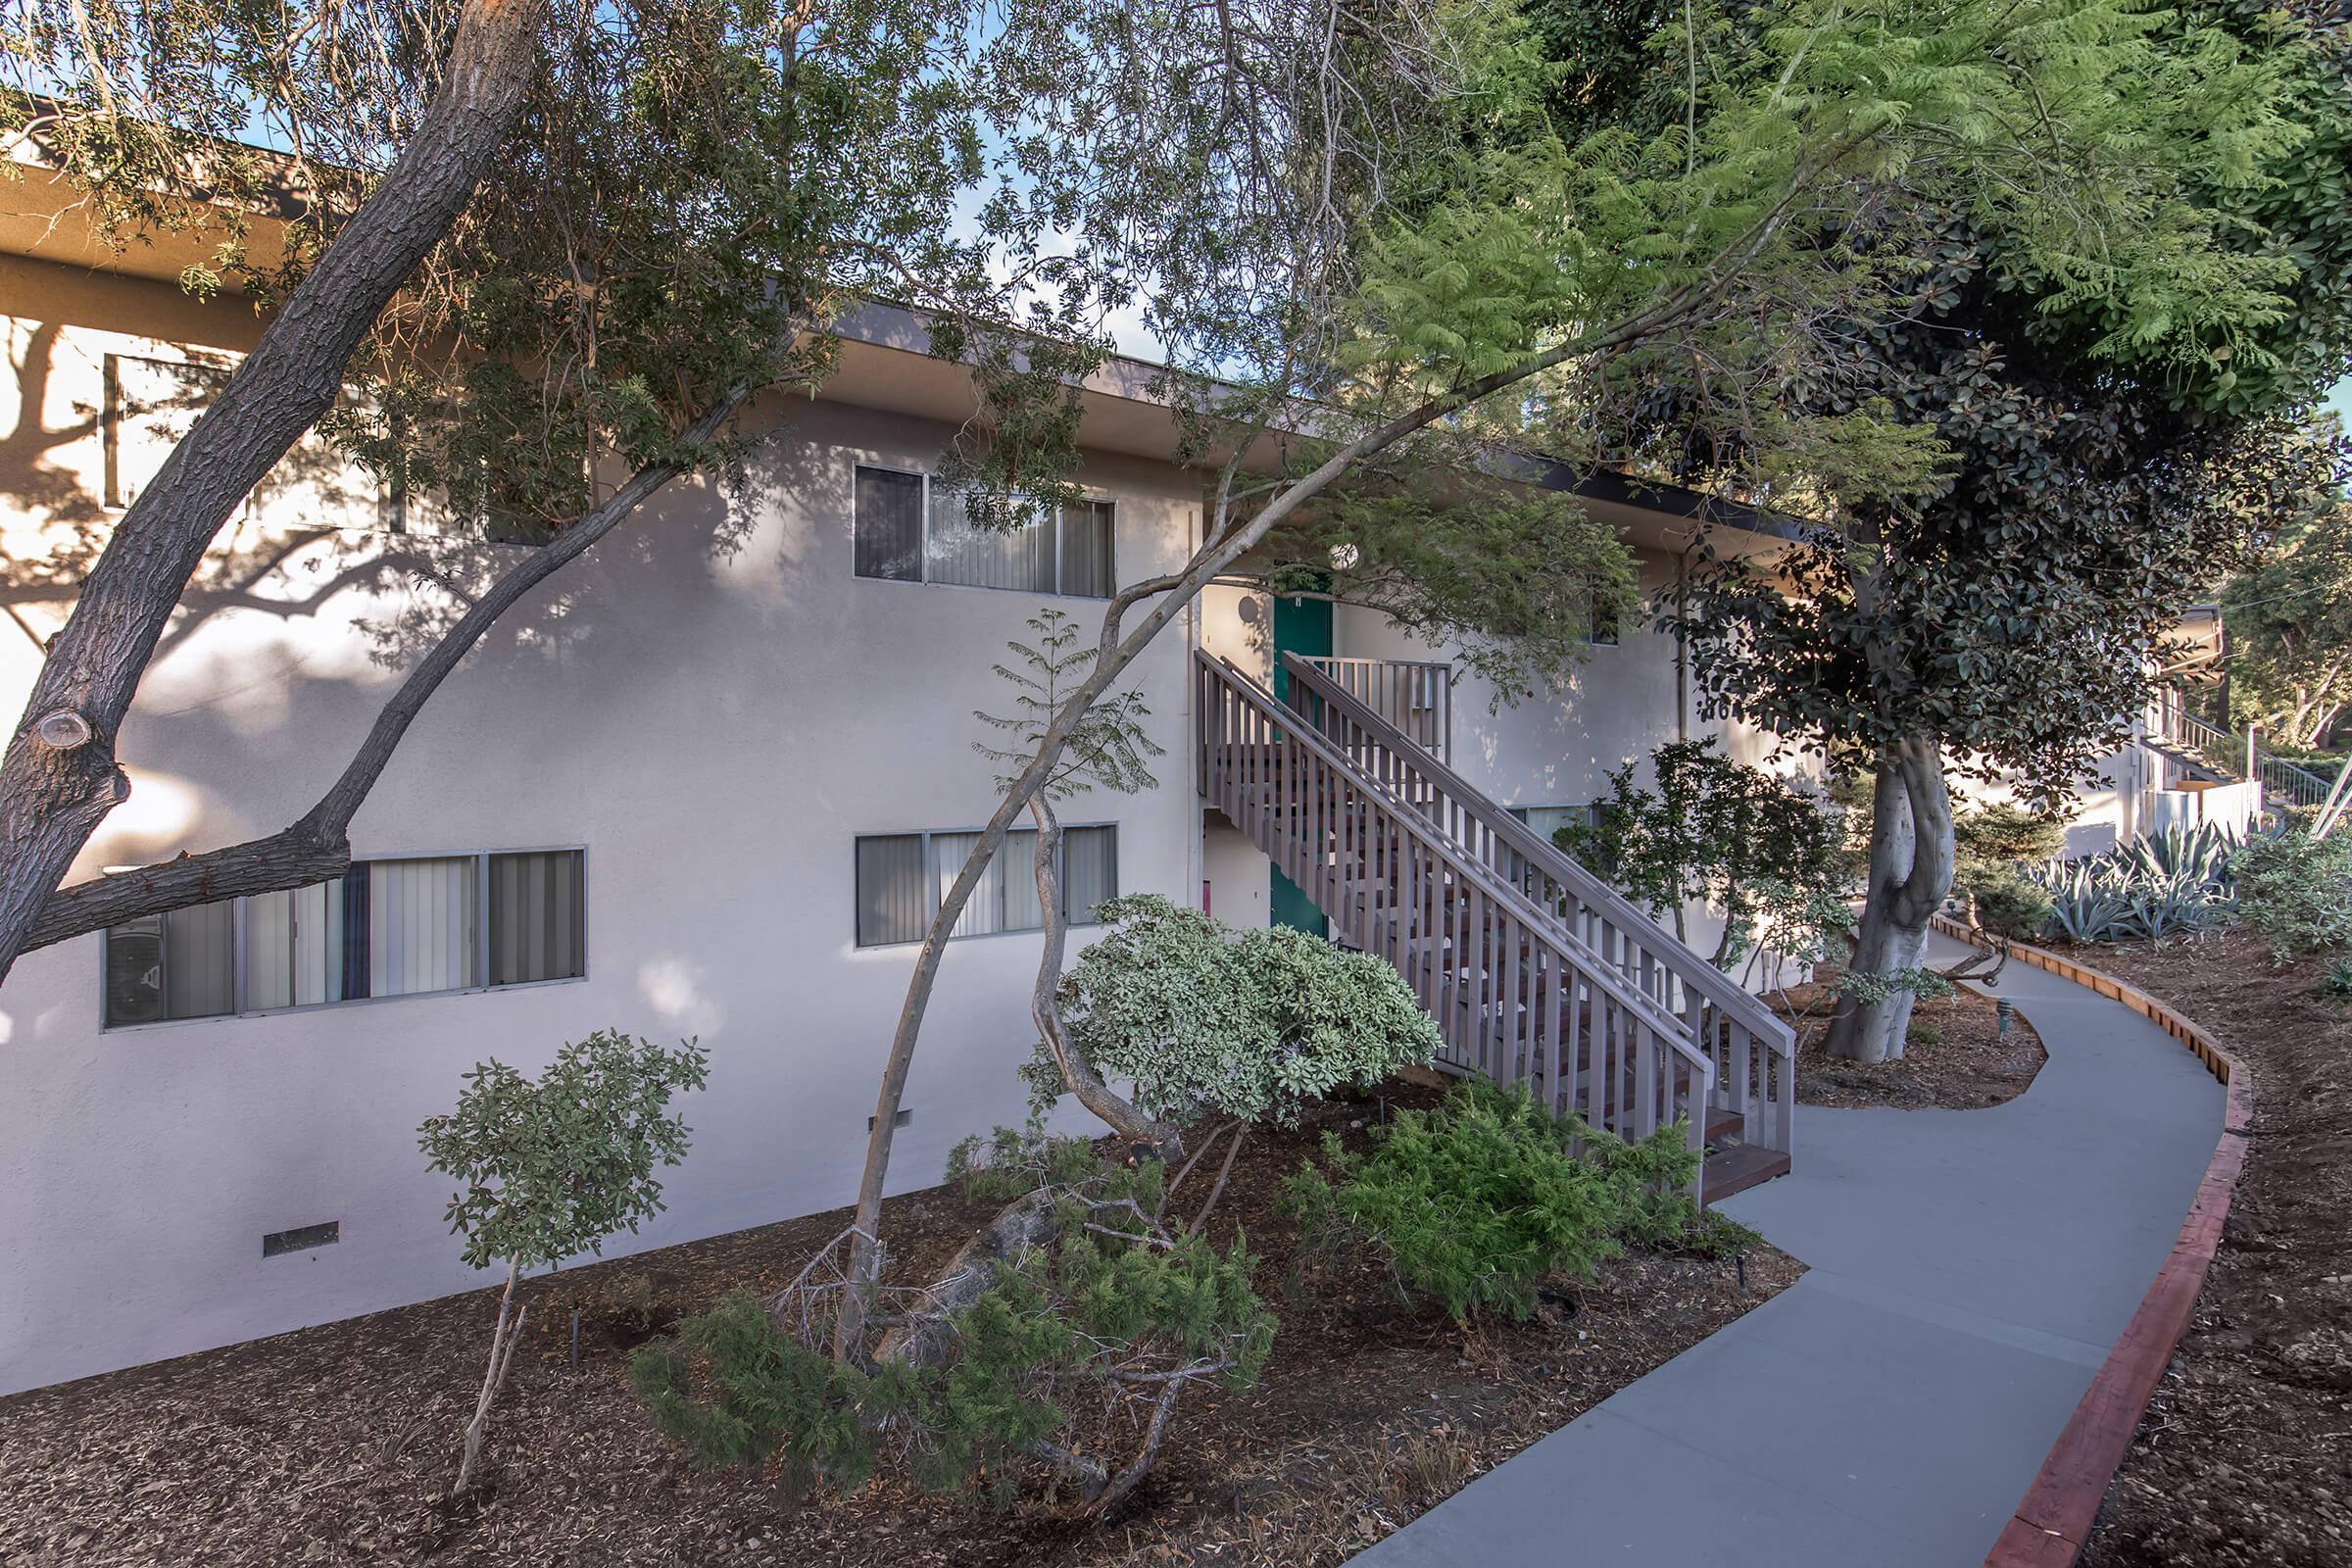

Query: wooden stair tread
left=1702, top=1143, right=1790, bottom=1205
left=1703, top=1104, right=1744, bottom=1146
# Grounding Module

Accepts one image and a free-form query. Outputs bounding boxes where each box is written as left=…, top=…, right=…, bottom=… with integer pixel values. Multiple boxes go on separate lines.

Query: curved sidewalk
left=1350, top=933, right=2223, bottom=1567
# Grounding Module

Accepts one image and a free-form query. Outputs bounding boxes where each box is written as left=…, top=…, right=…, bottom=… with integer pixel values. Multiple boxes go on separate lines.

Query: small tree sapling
left=1557, top=738, right=1849, bottom=975
left=418, top=1028, right=710, bottom=1494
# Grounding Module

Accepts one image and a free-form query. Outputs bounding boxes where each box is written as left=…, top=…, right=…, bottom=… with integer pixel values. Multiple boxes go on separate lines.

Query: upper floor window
left=853, top=465, right=1115, bottom=599
left=101, top=848, right=584, bottom=1028
left=855, top=825, right=1117, bottom=947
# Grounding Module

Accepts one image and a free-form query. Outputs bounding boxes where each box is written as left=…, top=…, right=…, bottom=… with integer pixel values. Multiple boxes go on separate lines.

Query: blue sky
left=2329, top=375, right=2352, bottom=430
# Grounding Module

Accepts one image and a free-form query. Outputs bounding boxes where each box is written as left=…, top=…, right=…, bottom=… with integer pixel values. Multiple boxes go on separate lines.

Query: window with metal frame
left=100, top=848, right=585, bottom=1028
left=855, top=825, right=1118, bottom=947
left=851, top=463, right=1116, bottom=598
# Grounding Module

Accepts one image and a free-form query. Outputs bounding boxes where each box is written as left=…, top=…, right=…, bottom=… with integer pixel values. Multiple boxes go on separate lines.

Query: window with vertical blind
left=851, top=464, right=1115, bottom=598
left=855, top=826, right=1118, bottom=947
left=101, top=849, right=585, bottom=1028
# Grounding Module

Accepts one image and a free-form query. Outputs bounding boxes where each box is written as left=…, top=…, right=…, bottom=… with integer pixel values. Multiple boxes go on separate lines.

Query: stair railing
left=1277, top=652, right=1796, bottom=1161
left=1294, top=655, right=1453, bottom=763
left=1197, top=652, right=1713, bottom=1179
left=2151, top=698, right=2332, bottom=810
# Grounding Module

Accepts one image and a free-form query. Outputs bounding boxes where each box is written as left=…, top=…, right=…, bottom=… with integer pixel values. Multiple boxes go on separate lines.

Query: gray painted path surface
left=1350, top=934, right=2223, bottom=1567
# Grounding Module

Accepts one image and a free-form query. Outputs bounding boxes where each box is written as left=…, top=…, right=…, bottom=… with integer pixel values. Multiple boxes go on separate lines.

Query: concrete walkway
left=1351, top=934, right=2223, bottom=1566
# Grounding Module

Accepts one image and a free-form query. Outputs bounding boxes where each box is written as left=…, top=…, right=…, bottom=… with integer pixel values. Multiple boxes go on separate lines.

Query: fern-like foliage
left=973, top=607, right=1165, bottom=801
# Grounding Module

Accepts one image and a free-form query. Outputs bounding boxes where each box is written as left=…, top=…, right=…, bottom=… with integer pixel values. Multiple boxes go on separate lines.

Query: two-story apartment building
left=0, top=159, right=1825, bottom=1395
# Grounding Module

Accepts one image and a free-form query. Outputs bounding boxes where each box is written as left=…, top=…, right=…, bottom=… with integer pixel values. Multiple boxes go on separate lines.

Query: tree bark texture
left=1825, top=735, right=1954, bottom=1063
left=454, top=1258, right=527, bottom=1495
left=0, top=0, right=547, bottom=985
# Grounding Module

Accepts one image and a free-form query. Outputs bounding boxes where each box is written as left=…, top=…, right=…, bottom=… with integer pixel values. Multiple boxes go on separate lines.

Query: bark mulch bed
left=1773, top=963, right=2048, bottom=1110
left=0, top=1080, right=1800, bottom=1568
left=2066, top=930, right=2352, bottom=1568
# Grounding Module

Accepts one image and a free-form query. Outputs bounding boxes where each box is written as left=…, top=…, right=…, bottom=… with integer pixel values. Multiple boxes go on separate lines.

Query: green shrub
left=1967, top=870, right=2055, bottom=941
left=2231, top=830, right=2352, bottom=958
left=634, top=1136, right=1273, bottom=1506
left=1952, top=805, right=2068, bottom=940
left=1282, top=1081, right=1709, bottom=1322
left=1038, top=894, right=1439, bottom=1127
left=1907, top=1021, right=1943, bottom=1048
left=2322, top=956, right=2352, bottom=1000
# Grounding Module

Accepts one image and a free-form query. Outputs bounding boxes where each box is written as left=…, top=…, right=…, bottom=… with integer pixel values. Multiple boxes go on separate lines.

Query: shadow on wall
left=0, top=347, right=866, bottom=870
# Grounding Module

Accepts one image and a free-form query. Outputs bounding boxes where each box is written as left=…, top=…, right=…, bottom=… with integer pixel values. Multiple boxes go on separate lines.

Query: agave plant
left=2025, top=822, right=2249, bottom=943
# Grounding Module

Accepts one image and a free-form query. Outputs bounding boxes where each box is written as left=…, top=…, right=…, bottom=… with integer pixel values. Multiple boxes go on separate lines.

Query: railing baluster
left=1196, top=650, right=1729, bottom=1168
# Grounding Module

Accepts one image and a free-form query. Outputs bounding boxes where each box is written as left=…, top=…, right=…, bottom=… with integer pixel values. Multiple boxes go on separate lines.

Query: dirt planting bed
left=0, top=1081, right=1798, bottom=1568
left=2064, top=930, right=2352, bottom=1568
left=1774, top=964, right=2048, bottom=1110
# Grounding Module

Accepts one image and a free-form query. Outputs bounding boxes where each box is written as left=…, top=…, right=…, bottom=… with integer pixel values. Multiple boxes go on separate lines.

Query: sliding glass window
left=855, top=826, right=1118, bottom=947
left=101, top=849, right=585, bottom=1028
left=851, top=464, right=1115, bottom=598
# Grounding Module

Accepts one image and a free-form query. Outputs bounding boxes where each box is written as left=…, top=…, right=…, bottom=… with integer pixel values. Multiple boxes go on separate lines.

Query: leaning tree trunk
left=1023, top=796, right=1181, bottom=1151
left=14, top=388, right=751, bottom=956
left=1826, top=735, right=1955, bottom=1063
left=0, top=0, right=546, bottom=987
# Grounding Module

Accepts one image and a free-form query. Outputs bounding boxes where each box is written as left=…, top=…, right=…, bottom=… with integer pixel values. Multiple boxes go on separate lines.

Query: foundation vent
left=263, top=1221, right=340, bottom=1257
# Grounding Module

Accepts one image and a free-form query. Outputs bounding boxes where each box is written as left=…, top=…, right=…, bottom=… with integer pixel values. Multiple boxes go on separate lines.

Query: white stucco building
left=0, top=165, right=1811, bottom=1396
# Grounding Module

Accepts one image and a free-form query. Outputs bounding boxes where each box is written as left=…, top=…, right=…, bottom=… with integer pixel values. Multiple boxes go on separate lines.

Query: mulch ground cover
left=0, top=1078, right=1800, bottom=1568
left=2064, top=930, right=2352, bottom=1568
left=1772, top=963, right=2048, bottom=1110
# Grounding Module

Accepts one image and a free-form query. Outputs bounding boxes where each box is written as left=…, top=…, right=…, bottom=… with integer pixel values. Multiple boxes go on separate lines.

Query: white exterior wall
left=0, top=275, right=1206, bottom=1393
left=1330, top=555, right=1798, bottom=966
left=0, top=253, right=1813, bottom=1395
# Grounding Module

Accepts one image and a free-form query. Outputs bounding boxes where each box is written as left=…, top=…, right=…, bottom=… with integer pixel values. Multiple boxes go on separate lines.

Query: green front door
left=1269, top=585, right=1334, bottom=937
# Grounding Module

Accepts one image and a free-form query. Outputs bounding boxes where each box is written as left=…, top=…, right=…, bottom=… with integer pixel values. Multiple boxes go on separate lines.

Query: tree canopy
left=2223, top=484, right=2352, bottom=751
left=1512, top=0, right=2352, bottom=1058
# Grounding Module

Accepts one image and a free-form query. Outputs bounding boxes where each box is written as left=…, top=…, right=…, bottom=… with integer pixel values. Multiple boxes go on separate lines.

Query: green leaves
left=1276, top=476, right=1640, bottom=702
left=1284, top=1080, right=1711, bottom=1322
left=1040, top=895, right=1442, bottom=1129
left=635, top=1137, right=1274, bottom=1503
left=973, top=608, right=1164, bottom=800
left=1561, top=738, right=1850, bottom=969
left=2230, top=828, right=2352, bottom=959
left=2223, top=487, right=2352, bottom=749
left=417, top=1028, right=710, bottom=1274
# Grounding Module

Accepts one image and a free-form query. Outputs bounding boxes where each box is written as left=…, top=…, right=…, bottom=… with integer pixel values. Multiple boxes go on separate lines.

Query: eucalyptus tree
left=835, top=0, right=2327, bottom=1344
left=0, top=0, right=1167, bottom=975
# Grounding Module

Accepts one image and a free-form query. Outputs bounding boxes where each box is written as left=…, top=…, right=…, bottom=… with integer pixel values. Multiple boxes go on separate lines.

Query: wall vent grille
left=263, top=1221, right=340, bottom=1257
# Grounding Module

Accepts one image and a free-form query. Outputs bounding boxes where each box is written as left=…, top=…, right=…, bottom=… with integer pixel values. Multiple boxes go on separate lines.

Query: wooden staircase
left=1196, top=650, right=1796, bottom=1204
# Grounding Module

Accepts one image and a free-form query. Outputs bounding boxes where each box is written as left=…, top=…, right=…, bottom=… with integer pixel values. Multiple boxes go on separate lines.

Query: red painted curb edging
left=1929, top=918, right=2252, bottom=1568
